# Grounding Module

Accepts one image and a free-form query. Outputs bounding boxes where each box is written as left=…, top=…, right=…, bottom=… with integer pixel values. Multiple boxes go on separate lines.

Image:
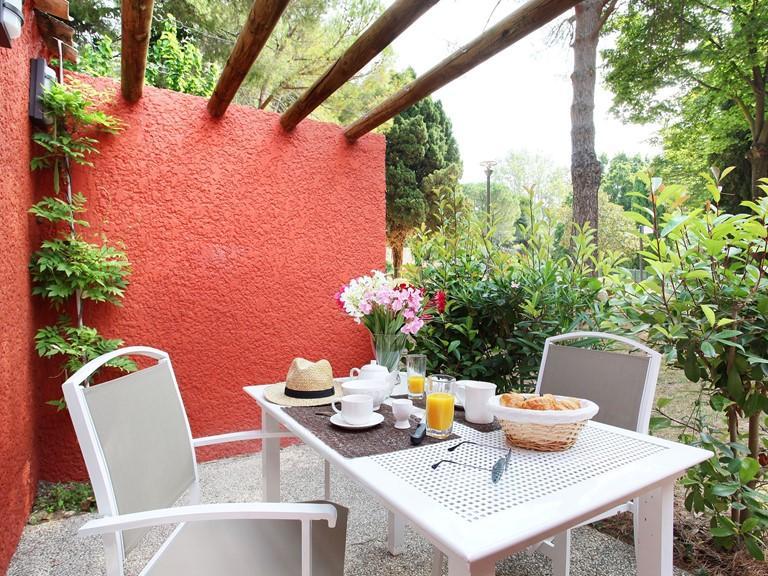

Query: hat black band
left=284, top=386, right=335, bottom=399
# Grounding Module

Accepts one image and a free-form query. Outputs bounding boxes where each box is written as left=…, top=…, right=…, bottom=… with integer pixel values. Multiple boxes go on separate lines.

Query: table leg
left=635, top=480, right=674, bottom=576
left=324, top=460, right=331, bottom=500
left=431, top=546, right=444, bottom=576
left=262, top=411, right=281, bottom=502
left=387, top=510, right=405, bottom=555
left=447, top=555, right=495, bottom=576
left=550, top=530, right=571, bottom=576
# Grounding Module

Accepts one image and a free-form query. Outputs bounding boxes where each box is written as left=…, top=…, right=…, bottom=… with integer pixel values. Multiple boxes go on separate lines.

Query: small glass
left=425, top=374, right=456, bottom=439
left=406, top=354, right=427, bottom=400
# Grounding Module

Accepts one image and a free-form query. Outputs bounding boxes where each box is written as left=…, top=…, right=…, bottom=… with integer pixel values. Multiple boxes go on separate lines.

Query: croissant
left=499, top=392, right=526, bottom=408
left=554, top=397, right=581, bottom=410
left=522, top=394, right=559, bottom=410
left=500, top=393, right=581, bottom=411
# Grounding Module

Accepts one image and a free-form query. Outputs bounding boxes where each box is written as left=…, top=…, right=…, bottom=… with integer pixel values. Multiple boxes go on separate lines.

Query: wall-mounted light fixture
left=0, top=0, right=23, bottom=48
left=29, top=57, right=56, bottom=126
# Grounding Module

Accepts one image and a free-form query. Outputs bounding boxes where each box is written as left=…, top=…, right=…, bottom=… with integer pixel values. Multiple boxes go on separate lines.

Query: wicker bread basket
left=488, top=394, right=599, bottom=452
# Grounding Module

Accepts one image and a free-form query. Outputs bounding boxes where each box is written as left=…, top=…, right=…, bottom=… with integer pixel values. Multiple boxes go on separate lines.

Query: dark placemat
left=284, top=404, right=457, bottom=458
left=391, top=395, right=501, bottom=433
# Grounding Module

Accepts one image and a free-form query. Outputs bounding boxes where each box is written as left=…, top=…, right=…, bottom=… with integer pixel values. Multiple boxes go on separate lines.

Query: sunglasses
left=432, top=441, right=512, bottom=484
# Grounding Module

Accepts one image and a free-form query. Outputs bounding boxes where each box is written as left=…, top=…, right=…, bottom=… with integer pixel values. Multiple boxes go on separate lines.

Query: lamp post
left=480, top=160, right=497, bottom=234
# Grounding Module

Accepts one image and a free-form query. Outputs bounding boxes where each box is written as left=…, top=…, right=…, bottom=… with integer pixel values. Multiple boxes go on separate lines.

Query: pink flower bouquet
left=335, top=271, right=445, bottom=337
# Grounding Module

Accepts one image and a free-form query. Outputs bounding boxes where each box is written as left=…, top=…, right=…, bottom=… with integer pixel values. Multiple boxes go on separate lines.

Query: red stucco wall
left=0, top=3, right=44, bottom=571
left=36, top=76, right=387, bottom=480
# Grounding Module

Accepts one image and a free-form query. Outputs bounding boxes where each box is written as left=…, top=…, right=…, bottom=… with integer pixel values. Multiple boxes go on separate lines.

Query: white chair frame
left=63, top=346, right=336, bottom=576
left=533, top=331, right=662, bottom=575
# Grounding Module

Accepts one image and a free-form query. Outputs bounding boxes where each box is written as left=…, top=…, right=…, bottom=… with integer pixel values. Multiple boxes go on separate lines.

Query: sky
left=389, top=0, right=662, bottom=183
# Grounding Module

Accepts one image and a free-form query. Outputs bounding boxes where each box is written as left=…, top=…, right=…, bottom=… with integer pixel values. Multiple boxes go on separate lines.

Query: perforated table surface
left=244, top=384, right=711, bottom=576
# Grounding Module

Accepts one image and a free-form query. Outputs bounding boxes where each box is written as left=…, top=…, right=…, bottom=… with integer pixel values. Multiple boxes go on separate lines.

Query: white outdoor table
left=244, top=384, right=711, bottom=576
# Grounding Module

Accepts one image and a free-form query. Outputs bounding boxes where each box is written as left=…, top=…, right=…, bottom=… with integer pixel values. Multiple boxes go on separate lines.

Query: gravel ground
left=8, top=445, right=690, bottom=576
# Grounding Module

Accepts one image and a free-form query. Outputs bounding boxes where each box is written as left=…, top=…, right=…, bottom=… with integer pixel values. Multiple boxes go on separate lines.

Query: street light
left=480, top=160, right=497, bottom=233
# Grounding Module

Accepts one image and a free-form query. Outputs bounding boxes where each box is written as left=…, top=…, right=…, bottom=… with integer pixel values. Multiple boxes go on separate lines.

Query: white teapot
left=349, top=361, right=390, bottom=382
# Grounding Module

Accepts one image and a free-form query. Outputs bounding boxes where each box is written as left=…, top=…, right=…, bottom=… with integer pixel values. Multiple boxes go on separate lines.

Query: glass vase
left=370, top=332, right=407, bottom=392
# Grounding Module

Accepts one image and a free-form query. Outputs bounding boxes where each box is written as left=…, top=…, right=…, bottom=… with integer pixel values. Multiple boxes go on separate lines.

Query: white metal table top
left=244, top=384, right=711, bottom=563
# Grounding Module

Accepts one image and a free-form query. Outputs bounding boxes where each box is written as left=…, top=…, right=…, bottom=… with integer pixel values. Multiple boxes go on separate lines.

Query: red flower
left=435, top=290, right=446, bottom=313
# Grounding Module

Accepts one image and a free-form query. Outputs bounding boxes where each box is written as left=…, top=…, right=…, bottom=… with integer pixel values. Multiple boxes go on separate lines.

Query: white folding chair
left=533, top=331, right=662, bottom=575
left=63, top=346, right=348, bottom=576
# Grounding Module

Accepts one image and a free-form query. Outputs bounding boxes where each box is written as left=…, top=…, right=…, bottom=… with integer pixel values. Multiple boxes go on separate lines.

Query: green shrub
left=608, top=170, right=768, bottom=558
left=406, top=188, right=623, bottom=391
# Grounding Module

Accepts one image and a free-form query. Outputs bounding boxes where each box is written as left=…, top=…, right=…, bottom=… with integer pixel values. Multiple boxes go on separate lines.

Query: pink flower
left=402, top=317, right=424, bottom=335
left=403, top=308, right=415, bottom=320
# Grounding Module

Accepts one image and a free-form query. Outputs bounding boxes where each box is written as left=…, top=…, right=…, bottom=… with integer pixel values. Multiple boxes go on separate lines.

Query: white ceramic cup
left=460, top=380, right=497, bottom=424
left=332, top=394, right=373, bottom=425
left=391, top=398, right=413, bottom=429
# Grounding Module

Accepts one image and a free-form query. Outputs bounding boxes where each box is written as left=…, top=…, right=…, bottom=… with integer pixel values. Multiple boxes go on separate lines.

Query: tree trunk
left=388, top=229, right=407, bottom=276
left=570, top=0, right=602, bottom=238
left=750, top=141, right=768, bottom=198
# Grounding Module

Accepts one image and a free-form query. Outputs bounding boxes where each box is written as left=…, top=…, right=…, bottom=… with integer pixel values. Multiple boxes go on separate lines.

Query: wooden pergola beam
left=280, top=0, right=439, bottom=132
left=121, top=0, right=155, bottom=102
left=344, top=0, right=581, bottom=141
left=208, top=0, right=291, bottom=118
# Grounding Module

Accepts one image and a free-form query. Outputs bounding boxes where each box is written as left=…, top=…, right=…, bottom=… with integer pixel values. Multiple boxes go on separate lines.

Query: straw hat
left=264, top=358, right=343, bottom=406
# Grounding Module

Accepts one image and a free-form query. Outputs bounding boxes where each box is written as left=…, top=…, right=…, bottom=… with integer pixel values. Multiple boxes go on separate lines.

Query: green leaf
left=623, top=210, right=654, bottom=228
left=739, top=458, right=761, bottom=484
left=701, top=305, right=715, bottom=327
left=744, top=534, right=765, bottom=561
left=709, top=526, right=735, bottom=538
left=711, top=482, right=740, bottom=497
left=701, top=341, right=716, bottom=358
left=684, top=343, right=700, bottom=382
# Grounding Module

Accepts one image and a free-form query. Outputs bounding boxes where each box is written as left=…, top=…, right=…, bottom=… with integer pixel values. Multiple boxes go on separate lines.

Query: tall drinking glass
left=406, top=354, right=427, bottom=400
left=425, top=374, right=456, bottom=439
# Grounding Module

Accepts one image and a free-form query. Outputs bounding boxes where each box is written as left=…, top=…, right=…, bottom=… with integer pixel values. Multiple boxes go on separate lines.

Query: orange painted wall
left=36, top=76, right=387, bottom=480
left=0, top=3, right=44, bottom=571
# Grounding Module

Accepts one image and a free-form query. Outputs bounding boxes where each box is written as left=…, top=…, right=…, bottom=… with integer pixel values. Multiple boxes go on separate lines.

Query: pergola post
left=344, top=0, right=581, bottom=141
left=207, top=0, right=291, bottom=118
left=121, top=0, right=155, bottom=102
left=279, top=0, right=439, bottom=131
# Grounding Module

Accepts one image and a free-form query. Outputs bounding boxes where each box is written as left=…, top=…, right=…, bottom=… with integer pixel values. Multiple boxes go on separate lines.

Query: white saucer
left=329, top=412, right=384, bottom=430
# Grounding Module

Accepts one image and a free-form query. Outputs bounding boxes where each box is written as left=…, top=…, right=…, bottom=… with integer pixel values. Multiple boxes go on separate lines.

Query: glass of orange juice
left=425, top=374, right=456, bottom=439
left=406, top=354, right=427, bottom=400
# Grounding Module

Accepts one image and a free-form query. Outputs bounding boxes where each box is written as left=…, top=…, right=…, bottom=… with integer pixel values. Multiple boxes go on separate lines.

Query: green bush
left=607, top=170, right=768, bottom=558
left=406, top=188, right=623, bottom=391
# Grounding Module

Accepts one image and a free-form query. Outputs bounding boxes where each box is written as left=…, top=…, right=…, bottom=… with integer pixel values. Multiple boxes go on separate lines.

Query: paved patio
left=9, top=445, right=690, bottom=576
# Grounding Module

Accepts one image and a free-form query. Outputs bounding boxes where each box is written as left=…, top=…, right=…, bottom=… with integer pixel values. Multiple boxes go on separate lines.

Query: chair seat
left=141, top=507, right=347, bottom=576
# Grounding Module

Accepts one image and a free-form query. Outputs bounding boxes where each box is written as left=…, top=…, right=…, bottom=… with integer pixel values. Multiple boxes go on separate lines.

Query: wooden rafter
left=207, top=0, right=291, bottom=118
left=35, top=10, right=74, bottom=45
left=279, top=0, right=439, bottom=132
left=121, top=0, right=155, bottom=102
left=344, top=0, right=581, bottom=141
left=34, top=0, right=70, bottom=21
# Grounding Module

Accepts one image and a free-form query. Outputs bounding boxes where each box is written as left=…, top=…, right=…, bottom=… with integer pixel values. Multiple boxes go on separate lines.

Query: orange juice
left=426, top=392, right=454, bottom=434
left=408, top=375, right=425, bottom=395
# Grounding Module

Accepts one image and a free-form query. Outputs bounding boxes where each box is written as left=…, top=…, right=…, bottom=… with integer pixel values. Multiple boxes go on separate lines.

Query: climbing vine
left=30, top=79, right=134, bottom=407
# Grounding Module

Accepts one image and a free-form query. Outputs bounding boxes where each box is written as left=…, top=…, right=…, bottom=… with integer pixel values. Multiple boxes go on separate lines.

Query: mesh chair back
left=83, top=360, right=196, bottom=553
left=538, top=344, right=652, bottom=432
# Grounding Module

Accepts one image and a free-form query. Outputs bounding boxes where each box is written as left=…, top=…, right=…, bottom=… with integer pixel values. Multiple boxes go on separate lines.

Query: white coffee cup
left=391, top=398, right=413, bottom=429
left=332, top=394, right=373, bottom=425
left=459, top=380, right=497, bottom=424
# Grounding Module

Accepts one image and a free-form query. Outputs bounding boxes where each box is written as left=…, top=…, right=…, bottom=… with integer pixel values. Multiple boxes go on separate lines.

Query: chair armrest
left=78, top=502, right=338, bottom=537
left=192, top=429, right=294, bottom=447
